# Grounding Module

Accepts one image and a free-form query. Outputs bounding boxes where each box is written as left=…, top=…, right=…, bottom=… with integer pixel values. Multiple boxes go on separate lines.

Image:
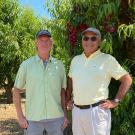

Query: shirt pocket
left=27, top=68, right=43, bottom=83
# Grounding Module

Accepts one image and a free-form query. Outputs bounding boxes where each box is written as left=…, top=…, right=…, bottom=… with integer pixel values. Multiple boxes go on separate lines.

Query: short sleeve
left=108, top=55, right=128, bottom=80
left=68, top=59, right=74, bottom=78
left=14, top=62, right=27, bottom=90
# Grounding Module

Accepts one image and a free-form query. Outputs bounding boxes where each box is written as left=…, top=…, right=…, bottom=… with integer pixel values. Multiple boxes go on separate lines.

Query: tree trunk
left=119, top=0, right=131, bottom=25
left=5, top=79, right=14, bottom=104
left=5, top=86, right=13, bottom=104
left=126, top=40, right=135, bottom=59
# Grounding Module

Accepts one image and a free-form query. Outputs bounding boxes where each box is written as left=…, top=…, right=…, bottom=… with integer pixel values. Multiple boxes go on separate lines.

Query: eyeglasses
left=82, top=36, right=97, bottom=42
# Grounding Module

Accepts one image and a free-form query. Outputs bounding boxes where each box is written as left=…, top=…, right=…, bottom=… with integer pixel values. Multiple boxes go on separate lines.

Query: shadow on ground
left=0, top=119, right=23, bottom=135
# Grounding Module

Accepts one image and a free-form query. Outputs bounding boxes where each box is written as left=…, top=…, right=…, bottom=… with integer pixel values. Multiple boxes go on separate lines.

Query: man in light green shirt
left=12, top=30, right=68, bottom=135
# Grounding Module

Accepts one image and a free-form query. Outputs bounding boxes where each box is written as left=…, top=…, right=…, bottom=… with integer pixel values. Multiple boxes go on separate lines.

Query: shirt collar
left=35, top=55, right=54, bottom=63
left=82, top=49, right=101, bottom=60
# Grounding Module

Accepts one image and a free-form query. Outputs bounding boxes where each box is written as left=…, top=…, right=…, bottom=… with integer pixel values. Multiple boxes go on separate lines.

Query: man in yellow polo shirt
left=12, top=30, right=68, bottom=135
left=66, top=27, right=132, bottom=135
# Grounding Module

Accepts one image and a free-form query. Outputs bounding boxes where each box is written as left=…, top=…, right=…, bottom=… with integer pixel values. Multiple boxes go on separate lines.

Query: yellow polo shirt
left=14, top=55, right=66, bottom=121
left=68, top=50, right=128, bottom=105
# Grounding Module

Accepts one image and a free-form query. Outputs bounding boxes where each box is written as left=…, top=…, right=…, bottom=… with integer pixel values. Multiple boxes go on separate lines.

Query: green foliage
left=97, top=0, right=120, bottom=22
left=0, top=0, right=20, bottom=89
left=0, top=0, right=19, bottom=25
left=100, top=34, right=113, bottom=54
left=0, top=0, right=43, bottom=103
left=44, top=0, right=72, bottom=71
left=44, top=0, right=122, bottom=57
left=118, top=23, right=135, bottom=40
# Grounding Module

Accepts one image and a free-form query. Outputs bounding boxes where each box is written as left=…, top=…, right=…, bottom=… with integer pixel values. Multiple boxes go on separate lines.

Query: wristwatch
left=114, top=98, right=121, bottom=104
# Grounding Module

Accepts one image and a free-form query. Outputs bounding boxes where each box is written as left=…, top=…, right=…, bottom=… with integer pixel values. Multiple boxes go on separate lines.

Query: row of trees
left=0, top=0, right=43, bottom=103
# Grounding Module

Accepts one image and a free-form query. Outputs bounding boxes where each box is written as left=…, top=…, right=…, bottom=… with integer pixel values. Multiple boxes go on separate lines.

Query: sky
left=19, top=0, right=51, bottom=18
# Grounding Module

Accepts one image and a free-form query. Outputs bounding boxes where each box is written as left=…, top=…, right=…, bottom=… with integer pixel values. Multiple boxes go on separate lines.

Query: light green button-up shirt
left=14, top=55, right=67, bottom=121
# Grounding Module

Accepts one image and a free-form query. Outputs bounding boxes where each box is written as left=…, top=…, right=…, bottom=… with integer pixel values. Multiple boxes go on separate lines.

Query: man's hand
left=62, top=117, right=69, bottom=129
left=18, top=116, right=28, bottom=129
left=99, top=100, right=119, bottom=109
left=67, top=100, right=73, bottom=111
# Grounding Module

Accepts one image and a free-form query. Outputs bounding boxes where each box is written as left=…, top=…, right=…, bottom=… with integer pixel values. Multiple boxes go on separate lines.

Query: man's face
left=82, top=32, right=100, bottom=54
left=36, top=35, right=52, bottom=54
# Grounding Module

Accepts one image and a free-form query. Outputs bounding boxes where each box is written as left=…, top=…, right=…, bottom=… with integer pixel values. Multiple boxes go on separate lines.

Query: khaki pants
left=72, top=105, right=111, bottom=135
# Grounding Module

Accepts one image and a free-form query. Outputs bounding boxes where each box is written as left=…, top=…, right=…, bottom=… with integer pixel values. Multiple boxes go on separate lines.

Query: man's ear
left=50, top=38, right=53, bottom=42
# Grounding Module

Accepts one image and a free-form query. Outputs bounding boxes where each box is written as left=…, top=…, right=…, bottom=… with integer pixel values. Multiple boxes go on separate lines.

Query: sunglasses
left=82, top=36, right=97, bottom=42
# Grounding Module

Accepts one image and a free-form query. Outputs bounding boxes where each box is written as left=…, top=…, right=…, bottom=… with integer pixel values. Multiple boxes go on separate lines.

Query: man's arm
left=115, top=74, right=132, bottom=100
left=61, top=88, right=67, bottom=118
left=100, top=74, right=132, bottom=109
left=66, top=77, right=73, bottom=110
left=61, top=88, right=68, bottom=129
left=12, top=87, right=28, bottom=129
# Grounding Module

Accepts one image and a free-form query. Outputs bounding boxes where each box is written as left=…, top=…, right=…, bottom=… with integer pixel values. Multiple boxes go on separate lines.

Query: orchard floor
left=0, top=89, right=72, bottom=135
left=0, top=103, right=72, bottom=135
left=0, top=104, right=24, bottom=135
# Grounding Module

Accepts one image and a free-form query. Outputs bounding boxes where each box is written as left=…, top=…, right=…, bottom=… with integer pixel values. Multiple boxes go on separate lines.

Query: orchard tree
left=0, top=0, right=43, bottom=103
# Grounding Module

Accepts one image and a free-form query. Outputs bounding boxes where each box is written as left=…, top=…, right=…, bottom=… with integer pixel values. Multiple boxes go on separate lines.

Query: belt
left=74, top=100, right=105, bottom=109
